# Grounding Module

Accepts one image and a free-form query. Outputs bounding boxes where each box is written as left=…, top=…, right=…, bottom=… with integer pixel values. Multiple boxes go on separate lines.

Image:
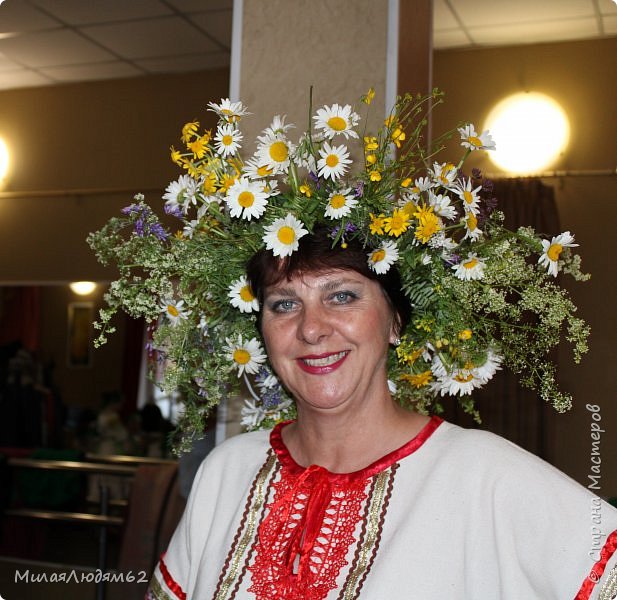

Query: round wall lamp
left=69, top=281, right=97, bottom=296
left=484, top=92, right=569, bottom=175
left=0, top=138, right=9, bottom=182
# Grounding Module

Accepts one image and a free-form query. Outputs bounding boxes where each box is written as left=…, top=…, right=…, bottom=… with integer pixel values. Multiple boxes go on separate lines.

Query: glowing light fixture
left=70, top=281, right=97, bottom=295
left=0, top=138, right=9, bottom=181
left=484, top=92, right=569, bottom=175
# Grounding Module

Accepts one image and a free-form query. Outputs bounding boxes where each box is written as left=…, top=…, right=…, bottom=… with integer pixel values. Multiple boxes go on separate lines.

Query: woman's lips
left=296, top=351, right=349, bottom=374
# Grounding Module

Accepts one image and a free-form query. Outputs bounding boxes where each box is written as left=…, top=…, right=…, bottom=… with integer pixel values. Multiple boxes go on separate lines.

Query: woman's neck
left=281, top=399, right=430, bottom=474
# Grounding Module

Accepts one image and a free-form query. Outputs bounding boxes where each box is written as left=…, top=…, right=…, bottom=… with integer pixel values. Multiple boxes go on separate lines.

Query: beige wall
left=0, top=68, right=229, bottom=281
left=433, top=37, right=617, bottom=493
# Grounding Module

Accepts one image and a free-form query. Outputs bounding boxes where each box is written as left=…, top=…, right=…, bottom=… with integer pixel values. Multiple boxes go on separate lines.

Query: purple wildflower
left=150, top=222, right=168, bottom=241
left=354, top=180, right=365, bottom=198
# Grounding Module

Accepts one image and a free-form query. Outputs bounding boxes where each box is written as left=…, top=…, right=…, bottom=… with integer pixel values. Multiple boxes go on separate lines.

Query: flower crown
left=88, top=89, right=590, bottom=454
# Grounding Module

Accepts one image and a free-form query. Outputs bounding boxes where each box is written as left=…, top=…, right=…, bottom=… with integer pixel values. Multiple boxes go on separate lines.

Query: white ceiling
left=0, top=0, right=615, bottom=92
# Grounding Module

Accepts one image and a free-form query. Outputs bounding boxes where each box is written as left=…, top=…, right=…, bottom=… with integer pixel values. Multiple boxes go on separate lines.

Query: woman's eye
left=271, top=299, right=295, bottom=312
left=332, top=291, right=357, bottom=304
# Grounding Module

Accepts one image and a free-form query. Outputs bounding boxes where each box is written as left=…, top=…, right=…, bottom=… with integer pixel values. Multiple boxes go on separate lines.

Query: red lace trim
left=248, top=464, right=368, bottom=600
left=270, top=415, right=442, bottom=483
left=247, top=416, right=443, bottom=599
left=158, top=553, right=187, bottom=600
left=574, top=529, right=617, bottom=599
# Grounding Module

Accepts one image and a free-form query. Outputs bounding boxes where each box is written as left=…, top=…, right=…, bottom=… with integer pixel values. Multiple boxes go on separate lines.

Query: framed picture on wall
left=67, top=302, right=94, bottom=368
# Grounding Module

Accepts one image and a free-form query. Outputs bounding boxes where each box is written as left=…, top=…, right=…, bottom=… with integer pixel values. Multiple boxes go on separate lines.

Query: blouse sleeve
left=146, top=459, right=208, bottom=600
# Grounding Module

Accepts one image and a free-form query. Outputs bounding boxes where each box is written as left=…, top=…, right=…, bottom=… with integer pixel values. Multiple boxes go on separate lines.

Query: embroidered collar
left=270, top=415, right=443, bottom=483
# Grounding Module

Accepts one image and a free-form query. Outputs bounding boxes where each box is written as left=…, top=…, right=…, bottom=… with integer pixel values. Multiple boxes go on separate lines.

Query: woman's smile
left=296, top=350, right=349, bottom=373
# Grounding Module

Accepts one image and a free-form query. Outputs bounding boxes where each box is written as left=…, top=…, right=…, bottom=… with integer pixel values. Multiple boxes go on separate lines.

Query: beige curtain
left=443, top=179, right=559, bottom=459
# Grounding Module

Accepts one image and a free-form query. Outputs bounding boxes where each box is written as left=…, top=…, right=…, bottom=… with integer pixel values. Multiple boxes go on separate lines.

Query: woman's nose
left=297, top=303, right=333, bottom=344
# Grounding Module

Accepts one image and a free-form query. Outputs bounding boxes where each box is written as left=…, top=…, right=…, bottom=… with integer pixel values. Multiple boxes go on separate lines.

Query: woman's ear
left=389, top=314, right=402, bottom=345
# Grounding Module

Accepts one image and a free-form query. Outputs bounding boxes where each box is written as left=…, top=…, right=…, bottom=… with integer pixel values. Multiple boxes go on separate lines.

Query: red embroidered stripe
left=574, top=528, right=617, bottom=599
left=159, top=554, right=187, bottom=600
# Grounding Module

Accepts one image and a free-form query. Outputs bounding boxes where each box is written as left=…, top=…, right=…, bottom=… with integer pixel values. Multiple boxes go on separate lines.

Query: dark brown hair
left=246, top=225, right=411, bottom=335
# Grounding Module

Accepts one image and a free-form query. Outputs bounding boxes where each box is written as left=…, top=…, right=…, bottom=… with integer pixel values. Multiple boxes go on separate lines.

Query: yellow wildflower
left=391, top=127, right=406, bottom=148
left=202, top=173, right=217, bottom=194
left=384, top=115, right=396, bottom=128
left=362, top=87, right=375, bottom=105
left=170, top=146, right=182, bottom=165
left=401, top=201, right=417, bottom=216
left=401, top=177, right=412, bottom=188
left=218, top=174, right=237, bottom=192
left=366, top=154, right=377, bottom=165
left=400, top=370, right=433, bottom=388
left=188, top=135, right=209, bottom=159
left=383, top=208, right=411, bottom=237
left=458, top=329, right=473, bottom=341
left=299, top=182, right=312, bottom=197
left=369, top=170, right=382, bottom=182
left=414, top=204, right=441, bottom=243
left=364, top=136, right=379, bottom=151
left=397, top=347, right=424, bottom=365
left=369, top=213, right=386, bottom=235
left=181, top=121, right=199, bottom=144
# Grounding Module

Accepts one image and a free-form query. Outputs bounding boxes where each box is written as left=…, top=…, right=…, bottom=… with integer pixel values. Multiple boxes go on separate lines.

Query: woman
left=146, top=228, right=617, bottom=600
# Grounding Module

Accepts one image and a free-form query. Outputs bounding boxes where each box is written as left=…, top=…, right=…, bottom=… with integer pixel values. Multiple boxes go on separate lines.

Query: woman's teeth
left=302, top=351, right=347, bottom=367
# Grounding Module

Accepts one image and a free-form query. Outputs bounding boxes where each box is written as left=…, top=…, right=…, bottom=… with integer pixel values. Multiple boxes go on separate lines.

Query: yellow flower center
left=327, top=116, right=347, bottom=131
left=238, top=191, right=255, bottom=208
left=239, top=285, right=255, bottom=302
left=233, top=349, right=251, bottom=365
left=222, top=134, right=233, bottom=146
left=167, top=304, right=179, bottom=317
left=464, top=258, right=478, bottom=269
left=326, top=154, right=339, bottom=168
left=547, top=243, right=563, bottom=261
left=466, top=213, right=477, bottom=231
left=371, top=249, right=386, bottom=263
left=257, top=165, right=272, bottom=177
left=330, top=194, right=346, bottom=209
left=463, top=190, right=474, bottom=204
left=468, top=135, right=482, bottom=147
left=454, top=372, right=474, bottom=383
left=277, top=226, right=296, bottom=245
left=269, top=141, right=288, bottom=163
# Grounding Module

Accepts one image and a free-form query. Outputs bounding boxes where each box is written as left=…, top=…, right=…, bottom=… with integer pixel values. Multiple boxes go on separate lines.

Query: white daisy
left=538, top=231, right=578, bottom=277
left=434, top=367, right=484, bottom=396
left=317, top=142, right=352, bottom=181
left=182, top=219, right=200, bottom=239
left=452, top=253, right=486, bottom=280
left=160, top=298, right=190, bottom=326
left=368, top=240, right=399, bottom=274
left=240, top=399, right=266, bottom=429
left=224, top=335, right=267, bottom=376
left=214, top=124, right=243, bottom=157
left=256, top=133, right=294, bottom=175
left=462, top=212, right=483, bottom=242
left=428, top=191, right=457, bottom=220
left=261, top=114, right=295, bottom=137
left=313, top=103, right=360, bottom=139
left=163, top=174, right=197, bottom=215
left=458, top=124, right=496, bottom=151
left=228, top=276, right=259, bottom=313
left=263, top=213, right=309, bottom=257
left=242, top=156, right=274, bottom=180
left=431, top=162, right=458, bottom=188
left=404, top=176, right=434, bottom=201
left=324, top=187, right=357, bottom=219
left=206, top=98, right=249, bottom=122
left=452, top=178, right=482, bottom=216
left=474, top=349, right=502, bottom=383
left=225, top=177, right=269, bottom=221
left=260, top=178, right=280, bottom=197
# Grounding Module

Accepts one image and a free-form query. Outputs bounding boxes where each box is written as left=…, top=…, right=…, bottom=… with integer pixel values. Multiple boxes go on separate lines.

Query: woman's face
left=261, top=269, right=397, bottom=415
